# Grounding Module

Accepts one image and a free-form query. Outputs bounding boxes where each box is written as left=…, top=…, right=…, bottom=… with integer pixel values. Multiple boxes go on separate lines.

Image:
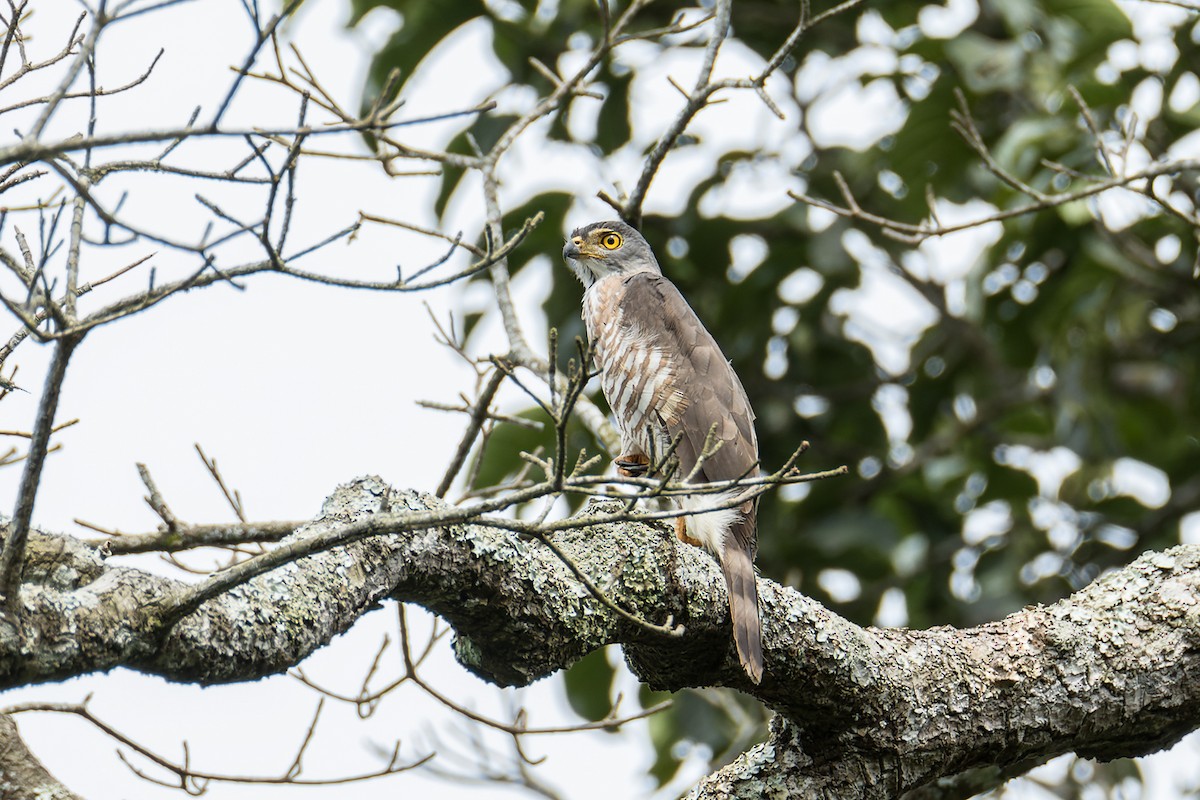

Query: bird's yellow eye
left=600, top=232, right=622, bottom=250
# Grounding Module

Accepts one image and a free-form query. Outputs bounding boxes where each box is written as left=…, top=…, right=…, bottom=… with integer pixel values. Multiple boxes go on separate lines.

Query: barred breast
left=582, top=274, right=687, bottom=460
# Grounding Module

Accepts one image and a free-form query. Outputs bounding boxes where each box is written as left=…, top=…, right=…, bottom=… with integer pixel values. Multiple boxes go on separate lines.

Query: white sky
left=0, top=0, right=1196, bottom=798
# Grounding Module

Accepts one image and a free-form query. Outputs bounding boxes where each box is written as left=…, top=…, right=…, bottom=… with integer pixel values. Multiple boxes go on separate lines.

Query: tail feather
left=720, top=521, right=763, bottom=684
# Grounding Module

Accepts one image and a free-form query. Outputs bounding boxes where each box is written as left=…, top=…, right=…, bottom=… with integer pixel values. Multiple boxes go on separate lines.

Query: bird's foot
left=675, top=517, right=703, bottom=548
left=615, top=453, right=650, bottom=478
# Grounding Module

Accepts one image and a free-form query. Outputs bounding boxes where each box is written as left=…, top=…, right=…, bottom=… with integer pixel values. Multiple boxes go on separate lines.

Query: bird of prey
left=562, top=220, right=763, bottom=683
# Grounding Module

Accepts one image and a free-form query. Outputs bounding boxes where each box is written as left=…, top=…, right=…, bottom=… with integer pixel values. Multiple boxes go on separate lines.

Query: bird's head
left=562, top=220, right=661, bottom=289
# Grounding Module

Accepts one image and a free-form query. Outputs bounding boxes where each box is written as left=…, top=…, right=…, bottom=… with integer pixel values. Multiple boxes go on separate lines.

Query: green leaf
left=468, top=407, right=551, bottom=491
left=355, top=2, right=485, bottom=101
left=562, top=648, right=617, bottom=724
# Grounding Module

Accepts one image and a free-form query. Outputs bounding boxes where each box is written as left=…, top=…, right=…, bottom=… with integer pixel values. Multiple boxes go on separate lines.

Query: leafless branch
left=615, top=0, right=866, bottom=227
left=0, top=335, right=78, bottom=611
left=195, top=444, right=246, bottom=522
left=436, top=368, right=507, bottom=498
left=3, top=700, right=433, bottom=791
left=790, top=88, right=1200, bottom=244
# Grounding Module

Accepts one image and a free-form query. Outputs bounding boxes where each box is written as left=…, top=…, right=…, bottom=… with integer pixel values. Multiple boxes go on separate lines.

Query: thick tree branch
left=688, top=548, right=1200, bottom=797
left=0, top=479, right=1196, bottom=798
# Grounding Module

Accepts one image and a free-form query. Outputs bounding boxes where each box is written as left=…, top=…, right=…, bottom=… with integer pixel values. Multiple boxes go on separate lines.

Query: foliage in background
left=352, top=0, right=1199, bottom=791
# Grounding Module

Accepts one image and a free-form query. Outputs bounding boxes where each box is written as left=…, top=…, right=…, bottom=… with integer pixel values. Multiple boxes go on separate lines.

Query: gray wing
left=617, top=272, right=764, bottom=683
left=616, top=273, right=758, bottom=486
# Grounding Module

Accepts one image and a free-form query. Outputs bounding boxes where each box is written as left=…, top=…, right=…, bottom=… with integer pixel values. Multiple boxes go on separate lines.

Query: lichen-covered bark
left=0, top=477, right=1198, bottom=799
left=688, top=548, right=1200, bottom=798
left=0, top=715, right=82, bottom=800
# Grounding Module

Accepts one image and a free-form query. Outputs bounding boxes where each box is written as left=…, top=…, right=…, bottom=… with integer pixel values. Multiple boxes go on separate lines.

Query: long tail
left=721, top=510, right=763, bottom=684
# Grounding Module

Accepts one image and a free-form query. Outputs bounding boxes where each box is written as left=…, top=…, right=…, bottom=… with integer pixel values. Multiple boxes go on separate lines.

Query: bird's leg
left=675, top=516, right=703, bottom=548
left=615, top=452, right=650, bottom=478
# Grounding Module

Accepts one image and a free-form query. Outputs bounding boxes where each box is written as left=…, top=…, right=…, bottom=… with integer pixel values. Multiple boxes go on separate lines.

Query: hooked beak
left=563, top=236, right=601, bottom=287
left=563, top=235, right=589, bottom=262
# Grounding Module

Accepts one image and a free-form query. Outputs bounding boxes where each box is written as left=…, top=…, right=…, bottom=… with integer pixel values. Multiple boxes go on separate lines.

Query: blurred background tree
left=348, top=0, right=1200, bottom=794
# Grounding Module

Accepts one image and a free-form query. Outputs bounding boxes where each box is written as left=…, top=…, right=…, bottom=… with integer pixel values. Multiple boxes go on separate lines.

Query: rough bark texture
left=1, top=477, right=1198, bottom=798
left=0, top=715, right=82, bottom=800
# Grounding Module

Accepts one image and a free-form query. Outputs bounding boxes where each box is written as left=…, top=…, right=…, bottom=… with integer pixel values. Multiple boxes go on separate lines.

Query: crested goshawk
left=563, top=220, right=763, bottom=683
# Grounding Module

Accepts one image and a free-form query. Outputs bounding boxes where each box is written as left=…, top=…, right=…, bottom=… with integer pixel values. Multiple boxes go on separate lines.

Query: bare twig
left=436, top=368, right=507, bottom=498
left=789, top=156, right=1200, bottom=244
left=4, top=701, right=432, bottom=790
left=0, top=102, right=498, bottom=168
left=195, top=444, right=246, bottom=523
